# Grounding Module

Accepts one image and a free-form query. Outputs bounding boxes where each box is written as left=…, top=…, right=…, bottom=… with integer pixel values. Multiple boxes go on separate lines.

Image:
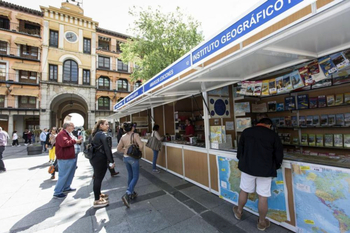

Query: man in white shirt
left=0, top=127, right=8, bottom=172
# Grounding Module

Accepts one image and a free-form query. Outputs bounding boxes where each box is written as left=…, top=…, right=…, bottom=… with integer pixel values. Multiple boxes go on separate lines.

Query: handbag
left=126, top=133, right=142, bottom=159
left=48, top=165, right=55, bottom=174
left=146, top=132, right=162, bottom=151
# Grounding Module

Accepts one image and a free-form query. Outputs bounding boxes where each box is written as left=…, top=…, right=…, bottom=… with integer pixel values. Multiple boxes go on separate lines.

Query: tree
left=120, top=6, right=204, bottom=82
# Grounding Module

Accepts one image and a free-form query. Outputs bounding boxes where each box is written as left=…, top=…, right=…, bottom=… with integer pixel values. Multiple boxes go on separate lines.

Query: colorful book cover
left=309, top=60, right=327, bottom=83
left=283, top=74, right=293, bottom=91
left=285, top=116, right=292, bottom=127
left=290, top=70, right=304, bottom=89
left=343, top=49, right=350, bottom=60
left=245, top=82, right=254, bottom=96
left=324, top=134, right=333, bottom=147
left=291, top=116, right=298, bottom=127
left=318, top=95, right=326, bottom=108
left=313, top=115, right=320, bottom=126
left=311, top=78, right=332, bottom=89
left=297, top=94, right=309, bottom=109
left=335, top=113, right=345, bottom=126
left=276, top=76, right=286, bottom=94
left=299, top=66, right=314, bottom=86
left=316, top=134, right=323, bottom=147
left=335, top=94, right=344, bottom=105
left=276, top=103, right=284, bottom=112
left=293, top=137, right=299, bottom=145
left=332, top=72, right=350, bottom=86
left=267, top=101, right=276, bottom=112
left=334, top=134, right=343, bottom=147
left=271, top=118, right=280, bottom=127
left=344, top=93, right=350, bottom=104
left=330, top=52, right=349, bottom=70
left=253, top=81, right=262, bottom=96
left=279, top=117, right=285, bottom=127
left=251, top=103, right=267, bottom=113
left=327, top=95, right=335, bottom=106
left=309, top=97, right=318, bottom=109
left=318, top=55, right=337, bottom=77
left=344, top=134, right=350, bottom=148
left=328, top=114, right=335, bottom=126
left=299, top=116, right=306, bottom=127
left=345, top=113, right=350, bottom=126
left=268, top=79, right=277, bottom=95
left=234, top=102, right=250, bottom=116
left=301, top=134, right=308, bottom=145
left=284, top=96, right=296, bottom=110
left=261, top=80, right=269, bottom=96
left=306, top=115, right=313, bottom=126
left=320, top=114, right=328, bottom=126
left=308, top=134, right=316, bottom=146
left=283, top=133, right=291, bottom=144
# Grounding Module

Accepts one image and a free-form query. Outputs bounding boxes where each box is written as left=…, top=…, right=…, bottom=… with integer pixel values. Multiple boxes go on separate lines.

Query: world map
left=217, top=156, right=288, bottom=222
left=292, top=162, right=350, bottom=233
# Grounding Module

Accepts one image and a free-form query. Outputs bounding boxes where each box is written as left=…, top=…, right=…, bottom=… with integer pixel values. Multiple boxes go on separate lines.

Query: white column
left=59, top=24, right=64, bottom=49
left=8, top=114, right=13, bottom=137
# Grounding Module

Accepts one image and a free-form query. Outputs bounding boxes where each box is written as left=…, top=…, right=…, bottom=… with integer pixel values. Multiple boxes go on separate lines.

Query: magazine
left=267, top=101, right=276, bottom=112
left=285, top=116, right=292, bottom=127
left=316, top=134, right=323, bottom=147
left=330, top=52, right=349, bottom=70
left=283, top=133, right=291, bottom=144
left=251, top=103, right=267, bottom=113
left=283, top=75, right=293, bottom=92
left=279, top=117, right=285, bottom=127
left=345, top=93, right=350, bottom=104
left=324, top=134, right=333, bottom=147
left=236, top=117, right=252, bottom=132
left=234, top=102, right=250, bottom=116
left=335, top=114, right=345, bottom=126
left=301, top=134, right=308, bottom=145
left=308, top=134, right=316, bottom=146
left=276, top=76, right=286, bottom=94
left=345, top=113, right=350, bottom=126
left=312, top=78, right=332, bottom=89
left=297, top=94, right=309, bottom=109
left=261, top=80, right=269, bottom=96
left=313, top=115, right=320, bottom=126
left=306, top=115, right=313, bottom=126
left=271, top=118, right=280, bottom=128
left=334, top=134, right=343, bottom=147
left=309, top=60, right=327, bottom=83
left=253, top=81, right=262, bottom=96
left=269, top=79, right=277, bottom=95
left=318, top=95, right=326, bottom=107
left=328, top=114, right=336, bottom=126
left=318, top=55, right=337, bottom=77
left=293, top=137, right=299, bottom=145
left=344, top=134, right=350, bottom=148
left=290, top=70, right=304, bottom=89
left=309, top=97, right=318, bottom=109
left=327, top=95, right=335, bottom=106
left=245, top=82, right=254, bottom=96
left=332, top=69, right=350, bottom=85
left=299, top=116, right=306, bottom=127
left=299, top=66, right=314, bottom=86
left=285, top=96, right=296, bottom=110
left=320, top=114, right=328, bottom=126
left=291, top=116, right=298, bottom=127
left=335, top=94, right=344, bottom=105
left=276, top=103, right=284, bottom=112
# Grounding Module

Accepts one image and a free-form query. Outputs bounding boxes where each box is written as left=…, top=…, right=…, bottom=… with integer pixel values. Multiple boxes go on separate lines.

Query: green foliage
left=121, top=6, right=204, bottom=82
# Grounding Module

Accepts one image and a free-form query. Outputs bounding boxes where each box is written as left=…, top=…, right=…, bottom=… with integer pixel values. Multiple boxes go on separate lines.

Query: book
left=320, top=114, right=328, bottom=126
left=236, top=117, right=252, bottom=132
left=309, top=97, right=318, bottom=109
left=283, top=75, right=293, bottom=92
left=279, top=117, right=285, bottom=127
left=324, top=134, right=333, bottom=147
left=318, top=95, right=327, bottom=107
left=269, top=79, right=277, bottom=95
left=327, top=95, right=335, bottom=106
left=283, top=133, right=291, bottom=144
left=345, top=113, right=350, bottom=126
left=345, top=93, right=350, bottom=104
left=246, top=82, right=254, bottom=96
left=268, top=101, right=276, bottom=112
left=291, top=116, right=298, bottom=127
left=318, top=55, right=337, bottom=77
left=335, top=114, right=344, bottom=126
left=276, top=103, right=284, bottom=112
left=330, top=52, right=349, bottom=70
left=312, top=78, right=332, bottom=89
left=335, top=94, right=344, bottom=105
left=284, top=96, right=296, bottom=110
left=334, top=134, right=343, bottom=147
left=313, top=115, right=320, bottom=126
left=293, top=137, right=299, bottom=145
left=285, top=116, right=292, bottom=127
left=328, top=114, right=335, bottom=126
left=251, top=103, right=267, bottom=113
left=299, top=116, right=306, bottom=127
left=316, top=134, right=323, bottom=147
left=297, top=94, right=309, bottom=109
left=253, top=81, right=262, bottom=96
left=271, top=118, right=280, bottom=127
left=306, top=115, right=313, bottom=126
left=301, top=134, right=308, bottom=145
left=261, top=80, right=269, bottom=96
left=299, top=66, right=314, bottom=86
left=276, top=76, right=286, bottom=94
left=290, top=70, right=304, bottom=89
left=344, top=134, right=350, bottom=148
left=333, top=72, right=350, bottom=85
left=308, top=134, right=316, bottom=146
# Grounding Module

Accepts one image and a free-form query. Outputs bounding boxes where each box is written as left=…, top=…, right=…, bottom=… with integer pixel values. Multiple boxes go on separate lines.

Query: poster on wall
left=291, top=162, right=350, bottom=233
left=210, top=126, right=226, bottom=143
left=209, top=96, right=231, bottom=118
left=236, top=117, right=251, bottom=132
left=234, top=102, right=250, bottom=116
left=217, top=156, right=289, bottom=223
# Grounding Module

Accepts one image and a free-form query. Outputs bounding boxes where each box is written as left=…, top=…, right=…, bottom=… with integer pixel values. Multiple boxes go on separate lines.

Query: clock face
left=65, top=32, right=78, bottom=43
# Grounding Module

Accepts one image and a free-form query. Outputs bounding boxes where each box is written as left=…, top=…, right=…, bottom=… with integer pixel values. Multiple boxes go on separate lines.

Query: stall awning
left=0, top=34, right=11, bottom=43
left=0, top=9, right=11, bottom=20
left=10, top=88, right=39, bottom=97
left=14, top=37, right=41, bottom=47
left=16, top=13, right=42, bottom=25
left=12, top=62, right=40, bottom=73
left=0, top=86, right=7, bottom=95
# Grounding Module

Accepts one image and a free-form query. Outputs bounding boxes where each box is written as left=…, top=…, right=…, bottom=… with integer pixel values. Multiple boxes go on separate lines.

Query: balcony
left=0, top=21, right=41, bottom=37
left=0, top=73, right=40, bottom=85
left=0, top=44, right=41, bottom=61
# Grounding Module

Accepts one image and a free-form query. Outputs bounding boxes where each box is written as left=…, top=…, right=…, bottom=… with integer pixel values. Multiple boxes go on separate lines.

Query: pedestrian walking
left=0, top=127, right=7, bottom=173
left=232, top=118, right=284, bottom=231
left=23, top=129, right=28, bottom=145
left=40, top=128, right=48, bottom=152
left=53, top=122, right=82, bottom=199
left=90, top=119, right=115, bottom=208
left=151, top=124, right=163, bottom=173
left=12, top=131, right=20, bottom=147
left=117, top=122, right=143, bottom=208
left=27, top=131, right=32, bottom=145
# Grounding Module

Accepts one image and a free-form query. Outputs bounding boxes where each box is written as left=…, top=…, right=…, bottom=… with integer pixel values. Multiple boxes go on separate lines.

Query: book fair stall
left=110, top=1, right=350, bottom=232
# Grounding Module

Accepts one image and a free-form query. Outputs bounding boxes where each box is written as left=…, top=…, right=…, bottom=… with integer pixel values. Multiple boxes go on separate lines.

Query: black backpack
left=83, top=136, right=102, bottom=159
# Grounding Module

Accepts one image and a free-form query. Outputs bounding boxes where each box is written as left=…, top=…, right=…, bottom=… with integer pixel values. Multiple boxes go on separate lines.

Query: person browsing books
left=183, top=119, right=195, bottom=141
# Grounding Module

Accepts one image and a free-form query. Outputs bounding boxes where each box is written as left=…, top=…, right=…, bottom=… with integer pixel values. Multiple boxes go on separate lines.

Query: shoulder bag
left=146, top=131, right=162, bottom=151
left=126, top=133, right=142, bottom=159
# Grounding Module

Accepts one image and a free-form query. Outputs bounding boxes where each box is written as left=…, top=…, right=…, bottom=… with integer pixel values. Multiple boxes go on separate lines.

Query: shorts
left=239, top=172, right=272, bottom=197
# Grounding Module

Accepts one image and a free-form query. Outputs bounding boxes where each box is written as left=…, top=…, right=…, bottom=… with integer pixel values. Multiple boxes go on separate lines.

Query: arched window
left=63, top=59, right=78, bottom=83
left=117, top=78, right=128, bottom=92
left=98, top=97, right=110, bottom=110
left=98, top=76, right=110, bottom=90
left=134, top=81, right=142, bottom=89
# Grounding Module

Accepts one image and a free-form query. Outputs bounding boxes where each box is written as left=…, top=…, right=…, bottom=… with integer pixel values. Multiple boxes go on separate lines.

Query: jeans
left=152, top=150, right=159, bottom=170
left=41, top=141, right=46, bottom=152
left=0, top=146, right=5, bottom=171
left=54, top=158, right=77, bottom=195
left=123, top=156, right=139, bottom=195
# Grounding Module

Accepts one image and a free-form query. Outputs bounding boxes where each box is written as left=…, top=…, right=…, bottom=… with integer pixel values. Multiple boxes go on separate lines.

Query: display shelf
left=277, top=126, right=350, bottom=129
left=283, top=143, right=350, bottom=150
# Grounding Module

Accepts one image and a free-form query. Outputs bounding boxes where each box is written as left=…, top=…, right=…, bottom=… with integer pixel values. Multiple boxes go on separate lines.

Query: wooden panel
left=167, top=147, right=183, bottom=175
left=164, top=103, right=175, bottom=135
left=145, top=145, right=153, bottom=161
left=209, top=154, right=218, bottom=191
left=157, top=146, right=166, bottom=167
left=243, top=6, right=312, bottom=47
left=120, top=116, right=129, bottom=123
left=184, top=150, right=209, bottom=187
left=316, top=0, right=334, bottom=9
left=284, top=168, right=296, bottom=226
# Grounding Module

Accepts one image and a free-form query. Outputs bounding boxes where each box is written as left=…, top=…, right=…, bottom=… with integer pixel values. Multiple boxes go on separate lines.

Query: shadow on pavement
left=28, top=163, right=49, bottom=170
left=39, top=179, right=57, bottom=190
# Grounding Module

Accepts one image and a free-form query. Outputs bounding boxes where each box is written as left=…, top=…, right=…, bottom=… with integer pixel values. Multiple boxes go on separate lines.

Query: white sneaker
left=17, top=145, right=21, bottom=147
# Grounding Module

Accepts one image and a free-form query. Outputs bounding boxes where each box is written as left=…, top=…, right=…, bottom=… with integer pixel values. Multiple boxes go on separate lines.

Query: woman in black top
left=90, top=119, right=115, bottom=208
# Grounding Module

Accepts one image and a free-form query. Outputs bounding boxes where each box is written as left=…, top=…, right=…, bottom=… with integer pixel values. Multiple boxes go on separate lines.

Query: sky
left=9, top=0, right=260, bottom=40
left=70, top=113, right=84, bottom=127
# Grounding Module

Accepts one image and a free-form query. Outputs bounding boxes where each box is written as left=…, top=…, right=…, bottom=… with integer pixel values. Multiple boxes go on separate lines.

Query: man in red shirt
left=184, top=119, right=195, bottom=141
left=53, top=121, right=82, bottom=198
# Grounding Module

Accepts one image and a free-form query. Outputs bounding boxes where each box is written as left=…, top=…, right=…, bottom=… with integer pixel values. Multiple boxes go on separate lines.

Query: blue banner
left=114, top=98, right=125, bottom=111
left=192, top=0, right=304, bottom=64
left=143, top=55, right=191, bottom=93
left=124, top=87, right=144, bottom=104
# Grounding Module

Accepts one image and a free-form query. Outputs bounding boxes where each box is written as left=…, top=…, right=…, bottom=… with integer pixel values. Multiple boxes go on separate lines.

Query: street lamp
left=5, top=81, right=12, bottom=93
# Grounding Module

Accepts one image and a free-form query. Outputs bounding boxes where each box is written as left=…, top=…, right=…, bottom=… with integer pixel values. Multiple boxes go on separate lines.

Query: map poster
left=291, top=162, right=350, bottom=233
left=217, top=156, right=289, bottom=223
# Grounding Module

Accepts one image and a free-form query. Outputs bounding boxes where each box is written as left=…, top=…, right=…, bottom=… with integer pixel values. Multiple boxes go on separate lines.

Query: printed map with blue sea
left=217, top=156, right=288, bottom=222
left=292, top=162, right=350, bottom=233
